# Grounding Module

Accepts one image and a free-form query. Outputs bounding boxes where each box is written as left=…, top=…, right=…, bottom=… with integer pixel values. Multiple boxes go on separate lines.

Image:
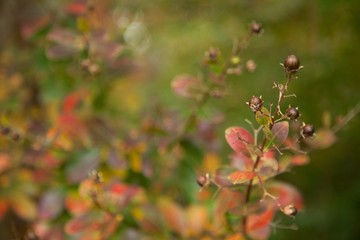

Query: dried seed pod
left=247, top=96, right=263, bottom=112
left=301, top=123, right=315, bottom=138
left=204, top=47, right=220, bottom=64
left=250, top=21, right=263, bottom=34
left=196, top=173, right=210, bottom=188
left=286, top=107, right=300, bottom=120
left=283, top=54, right=301, bottom=74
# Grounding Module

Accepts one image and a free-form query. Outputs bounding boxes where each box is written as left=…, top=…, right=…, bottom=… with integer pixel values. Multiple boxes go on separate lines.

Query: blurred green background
left=1, top=0, right=360, bottom=239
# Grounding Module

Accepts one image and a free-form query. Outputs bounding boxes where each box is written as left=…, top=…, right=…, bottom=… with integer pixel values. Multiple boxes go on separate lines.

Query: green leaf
left=255, top=107, right=272, bottom=127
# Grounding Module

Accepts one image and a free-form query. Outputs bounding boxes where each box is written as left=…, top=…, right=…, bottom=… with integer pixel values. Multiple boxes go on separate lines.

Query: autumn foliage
left=0, top=1, right=358, bottom=240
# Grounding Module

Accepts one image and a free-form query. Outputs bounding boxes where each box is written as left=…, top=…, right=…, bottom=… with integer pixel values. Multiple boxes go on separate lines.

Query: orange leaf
left=228, top=171, right=256, bottom=184
left=158, top=198, right=186, bottom=236
left=291, top=154, right=310, bottom=166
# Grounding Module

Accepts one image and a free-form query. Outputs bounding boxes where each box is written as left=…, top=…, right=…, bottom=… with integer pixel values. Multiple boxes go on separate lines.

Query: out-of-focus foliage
left=0, top=0, right=359, bottom=239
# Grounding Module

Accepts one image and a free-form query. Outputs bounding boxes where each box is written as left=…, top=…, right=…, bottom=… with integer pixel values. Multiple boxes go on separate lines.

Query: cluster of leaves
left=0, top=1, right=358, bottom=240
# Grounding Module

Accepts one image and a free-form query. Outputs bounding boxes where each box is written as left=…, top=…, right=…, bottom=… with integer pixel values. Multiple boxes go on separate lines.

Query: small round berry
left=283, top=55, right=300, bottom=73
left=301, top=124, right=315, bottom=138
left=282, top=204, right=298, bottom=217
left=250, top=22, right=263, bottom=34
left=247, top=96, right=263, bottom=112
left=286, top=107, right=300, bottom=120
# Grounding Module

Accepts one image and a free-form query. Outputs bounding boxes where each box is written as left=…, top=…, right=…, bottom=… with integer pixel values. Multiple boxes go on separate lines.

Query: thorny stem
left=242, top=73, right=293, bottom=235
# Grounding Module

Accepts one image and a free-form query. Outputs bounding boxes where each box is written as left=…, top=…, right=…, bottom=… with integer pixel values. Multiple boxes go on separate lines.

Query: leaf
left=228, top=171, right=257, bottom=185
left=67, top=2, right=87, bottom=15
left=46, top=28, right=85, bottom=60
left=246, top=205, right=275, bottom=240
left=0, top=199, right=8, bottom=219
left=291, top=154, right=310, bottom=166
left=171, top=75, right=201, bottom=98
left=65, top=214, right=95, bottom=235
left=256, top=157, right=278, bottom=181
left=230, top=152, right=253, bottom=170
left=0, top=153, right=11, bottom=174
left=158, top=198, right=186, bottom=236
left=10, top=193, right=37, bottom=221
left=66, top=149, right=100, bottom=183
left=268, top=181, right=303, bottom=209
left=269, top=121, right=289, bottom=147
left=255, top=107, right=272, bottom=127
left=38, top=189, right=64, bottom=220
left=186, top=205, right=208, bottom=236
left=65, top=191, right=92, bottom=216
left=305, top=129, right=336, bottom=149
left=226, top=233, right=246, bottom=240
left=214, top=166, right=238, bottom=187
left=225, top=127, right=254, bottom=154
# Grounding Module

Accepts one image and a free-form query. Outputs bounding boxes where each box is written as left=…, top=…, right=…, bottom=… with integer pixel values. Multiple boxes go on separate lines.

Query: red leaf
left=271, top=121, right=289, bottom=146
left=246, top=205, right=275, bottom=240
left=214, top=167, right=238, bottom=187
left=65, top=191, right=91, bottom=216
left=230, top=152, right=253, bottom=171
left=0, top=199, right=8, bottom=219
left=228, top=171, right=256, bottom=184
left=225, top=127, right=254, bottom=154
left=268, top=181, right=303, bottom=210
left=171, top=75, right=200, bottom=98
left=291, top=154, right=310, bottom=166
left=65, top=215, right=92, bottom=234
left=67, top=2, right=87, bottom=15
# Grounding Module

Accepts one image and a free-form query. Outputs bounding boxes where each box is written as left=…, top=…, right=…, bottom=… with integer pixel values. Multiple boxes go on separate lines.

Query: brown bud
left=283, top=55, right=301, bottom=74
left=247, top=96, right=263, bottom=112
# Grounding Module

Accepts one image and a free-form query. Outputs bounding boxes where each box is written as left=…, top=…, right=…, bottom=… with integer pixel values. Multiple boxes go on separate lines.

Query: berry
left=283, top=55, right=301, bottom=74
left=301, top=124, right=315, bottom=138
left=247, top=96, right=263, bottom=112
left=286, top=107, right=300, bottom=120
